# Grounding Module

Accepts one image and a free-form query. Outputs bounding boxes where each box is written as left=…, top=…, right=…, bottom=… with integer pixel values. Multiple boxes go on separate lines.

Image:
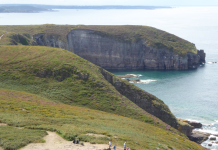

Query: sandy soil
left=0, top=123, right=7, bottom=126
left=0, top=34, right=4, bottom=40
left=20, top=131, right=123, bottom=150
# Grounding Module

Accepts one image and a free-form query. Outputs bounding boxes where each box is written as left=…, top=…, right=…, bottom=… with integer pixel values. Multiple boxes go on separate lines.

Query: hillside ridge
left=0, top=45, right=194, bottom=133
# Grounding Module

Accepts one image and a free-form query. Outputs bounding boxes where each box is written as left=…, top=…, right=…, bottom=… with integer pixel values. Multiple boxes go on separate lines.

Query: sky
left=0, top=0, right=218, bottom=6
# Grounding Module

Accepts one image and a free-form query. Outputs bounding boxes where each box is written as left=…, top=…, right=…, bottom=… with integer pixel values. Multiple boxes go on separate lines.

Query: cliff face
left=0, top=25, right=206, bottom=70
left=33, top=33, right=68, bottom=50
left=67, top=29, right=205, bottom=70
left=100, top=68, right=178, bottom=128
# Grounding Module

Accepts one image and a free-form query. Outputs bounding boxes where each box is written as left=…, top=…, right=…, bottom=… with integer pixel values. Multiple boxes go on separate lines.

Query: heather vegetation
left=0, top=45, right=179, bottom=128
left=0, top=24, right=197, bottom=56
left=0, top=89, right=204, bottom=150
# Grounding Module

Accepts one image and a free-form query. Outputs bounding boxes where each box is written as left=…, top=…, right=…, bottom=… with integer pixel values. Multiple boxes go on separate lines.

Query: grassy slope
left=0, top=89, right=204, bottom=150
left=0, top=126, right=47, bottom=150
left=0, top=24, right=197, bottom=56
left=0, top=45, right=179, bottom=130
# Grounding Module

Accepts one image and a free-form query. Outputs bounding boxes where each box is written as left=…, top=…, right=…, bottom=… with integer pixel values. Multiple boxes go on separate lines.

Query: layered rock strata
left=33, top=29, right=205, bottom=70
left=67, top=29, right=205, bottom=70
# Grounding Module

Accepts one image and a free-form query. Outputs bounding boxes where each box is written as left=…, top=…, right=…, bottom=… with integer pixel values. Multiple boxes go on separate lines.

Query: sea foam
left=201, top=135, right=218, bottom=150
left=140, top=79, right=157, bottom=84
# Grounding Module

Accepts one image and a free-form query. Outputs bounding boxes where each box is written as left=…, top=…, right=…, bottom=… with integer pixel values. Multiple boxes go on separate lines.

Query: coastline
left=180, top=119, right=218, bottom=149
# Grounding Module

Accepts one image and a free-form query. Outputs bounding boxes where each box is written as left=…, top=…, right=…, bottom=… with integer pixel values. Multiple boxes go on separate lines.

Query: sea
left=0, top=6, right=218, bottom=149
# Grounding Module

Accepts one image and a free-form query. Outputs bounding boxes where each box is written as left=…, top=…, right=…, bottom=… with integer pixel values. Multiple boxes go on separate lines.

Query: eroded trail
left=0, top=34, right=4, bottom=40
left=21, top=131, right=123, bottom=150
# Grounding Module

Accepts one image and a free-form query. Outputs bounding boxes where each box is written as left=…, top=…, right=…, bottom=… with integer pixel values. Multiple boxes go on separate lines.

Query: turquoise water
left=109, top=66, right=218, bottom=123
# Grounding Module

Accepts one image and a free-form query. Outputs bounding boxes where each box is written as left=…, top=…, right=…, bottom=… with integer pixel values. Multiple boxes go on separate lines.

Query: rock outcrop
left=178, top=119, right=203, bottom=128
left=188, top=131, right=209, bottom=144
left=34, top=33, right=67, bottom=50
left=67, top=29, right=205, bottom=70
left=32, top=28, right=206, bottom=70
left=118, top=74, right=141, bottom=78
left=100, top=68, right=178, bottom=128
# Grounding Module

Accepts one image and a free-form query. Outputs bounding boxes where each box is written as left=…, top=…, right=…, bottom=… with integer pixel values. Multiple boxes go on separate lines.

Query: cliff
left=67, top=29, right=205, bottom=70
left=0, top=25, right=206, bottom=70
left=100, top=69, right=178, bottom=128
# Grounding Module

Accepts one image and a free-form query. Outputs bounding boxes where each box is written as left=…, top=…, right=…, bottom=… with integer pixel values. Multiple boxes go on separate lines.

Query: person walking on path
left=124, top=142, right=126, bottom=150
left=113, top=144, right=116, bottom=150
left=109, top=140, right=112, bottom=150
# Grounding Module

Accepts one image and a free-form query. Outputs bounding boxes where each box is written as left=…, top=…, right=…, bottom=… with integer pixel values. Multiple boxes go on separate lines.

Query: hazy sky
left=0, top=0, right=218, bottom=6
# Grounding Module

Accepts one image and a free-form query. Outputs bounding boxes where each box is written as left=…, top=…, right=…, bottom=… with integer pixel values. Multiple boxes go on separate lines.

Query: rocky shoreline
left=118, top=74, right=143, bottom=83
left=117, top=74, right=216, bottom=148
left=118, top=74, right=141, bottom=78
left=179, top=119, right=218, bottom=149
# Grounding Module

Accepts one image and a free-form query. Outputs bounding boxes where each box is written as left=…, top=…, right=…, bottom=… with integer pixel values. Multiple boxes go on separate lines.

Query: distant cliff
left=0, top=25, right=206, bottom=70
left=67, top=29, right=205, bottom=70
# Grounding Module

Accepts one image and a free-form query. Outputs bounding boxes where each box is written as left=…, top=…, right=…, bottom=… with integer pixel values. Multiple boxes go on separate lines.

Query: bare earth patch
left=0, top=34, right=4, bottom=40
left=21, top=131, right=123, bottom=150
left=0, top=123, right=7, bottom=126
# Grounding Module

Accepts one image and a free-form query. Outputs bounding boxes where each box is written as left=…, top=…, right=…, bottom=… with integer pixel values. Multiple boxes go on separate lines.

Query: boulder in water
left=188, top=121, right=202, bottom=128
left=130, top=79, right=141, bottom=83
left=188, top=131, right=209, bottom=144
left=210, top=136, right=217, bottom=141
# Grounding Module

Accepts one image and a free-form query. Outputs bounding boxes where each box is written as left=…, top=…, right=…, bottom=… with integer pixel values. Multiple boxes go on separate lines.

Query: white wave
left=128, top=74, right=143, bottom=77
left=194, top=128, right=218, bottom=135
left=208, top=62, right=218, bottom=64
left=140, top=79, right=157, bottom=84
left=201, top=135, right=218, bottom=149
left=186, top=119, right=201, bottom=123
left=129, top=79, right=156, bottom=84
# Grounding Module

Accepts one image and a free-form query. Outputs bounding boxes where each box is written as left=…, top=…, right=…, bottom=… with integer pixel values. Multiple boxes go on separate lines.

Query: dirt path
left=21, top=131, right=123, bottom=150
left=0, top=123, right=7, bottom=126
left=0, top=34, right=4, bottom=40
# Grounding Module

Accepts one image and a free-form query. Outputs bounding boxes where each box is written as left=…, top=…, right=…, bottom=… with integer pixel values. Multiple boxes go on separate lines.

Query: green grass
left=0, top=126, right=47, bottom=150
left=0, top=45, right=180, bottom=129
left=0, top=45, right=201, bottom=149
left=78, top=25, right=197, bottom=56
left=0, top=89, right=204, bottom=150
left=0, top=24, right=197, bottom=56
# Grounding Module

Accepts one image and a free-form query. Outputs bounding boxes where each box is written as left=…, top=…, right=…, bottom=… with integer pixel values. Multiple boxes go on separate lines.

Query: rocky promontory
left=0, top=25, right=206, bottom=70
left=67, top=28, right=205, bottom=70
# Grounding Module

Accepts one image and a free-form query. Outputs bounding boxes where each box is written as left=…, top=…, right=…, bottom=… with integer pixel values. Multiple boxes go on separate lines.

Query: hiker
left=109, top=140, right=112, bottom=150
left=127, top=147, right=130, bottom=150
left=73, top=139, right=76, bottom=144
left=76, top=139, right=79, bottom=144
left=113, top=144, right=116, bottom=150
left=124, top=142, right=126, bottom=150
